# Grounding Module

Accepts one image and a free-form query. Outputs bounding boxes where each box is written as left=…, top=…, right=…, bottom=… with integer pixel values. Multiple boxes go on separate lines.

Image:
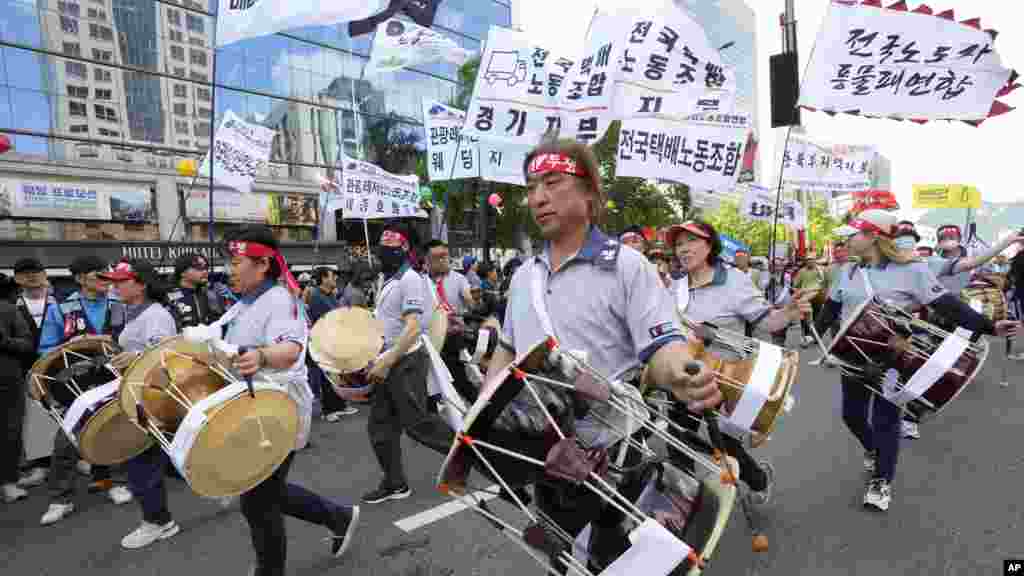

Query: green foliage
left=703, top=197, right=840, bottom=256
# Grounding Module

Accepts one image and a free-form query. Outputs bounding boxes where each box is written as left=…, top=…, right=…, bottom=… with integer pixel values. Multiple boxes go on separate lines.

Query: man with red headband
left=488, top=140, right=719, bottom=571
left=928, top=224, right=1022, bottom=299
left=360, top=224, right=453, bottom=505
left=193, top=226, right=359, bottom=575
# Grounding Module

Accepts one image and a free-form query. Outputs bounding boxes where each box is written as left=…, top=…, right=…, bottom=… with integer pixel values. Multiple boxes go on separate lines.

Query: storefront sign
left=0, top=178, right=153, bottom=221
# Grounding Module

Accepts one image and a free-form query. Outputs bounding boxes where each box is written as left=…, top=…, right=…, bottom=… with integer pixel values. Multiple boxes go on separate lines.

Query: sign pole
left=363, top=217, right=373, bottom=267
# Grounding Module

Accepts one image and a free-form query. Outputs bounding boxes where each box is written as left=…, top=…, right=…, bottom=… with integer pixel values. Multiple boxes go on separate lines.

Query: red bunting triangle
left=911, top=4, right=933, bottom=15
left=861, top=0, right=882, bottom=7
left=909, top=118, right=929, bottom=124
left=996, top=83, right=1021, bottom=98
left=990, top=100, right=1014, bottom=118
left=886, top=1, right=908, bottom=11
left=936, top=9, right=954, bottom=20
left=960, top=17, right=981, bottom=30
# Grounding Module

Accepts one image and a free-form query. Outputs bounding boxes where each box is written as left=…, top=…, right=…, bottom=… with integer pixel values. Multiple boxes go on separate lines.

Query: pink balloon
left=488, top=193, right=502, bottom=207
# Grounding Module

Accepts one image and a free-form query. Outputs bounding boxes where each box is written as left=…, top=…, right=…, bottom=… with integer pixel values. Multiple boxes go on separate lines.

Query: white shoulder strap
left=858, top=267, right=876, bottom=300
left=674, top=275, right=690, bottom=314
left=530, top=259, right=556, bottom=338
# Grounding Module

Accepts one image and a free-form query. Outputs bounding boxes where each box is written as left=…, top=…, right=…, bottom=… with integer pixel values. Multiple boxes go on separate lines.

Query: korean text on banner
left=368, top=18, right=471, bottom=74
left=781, top=137, right=875, bottom=195
left=741, top=185, right=806, bottom=229
left=479, top=140, right=531, bottom=187
left=338, top=157, right=422, bottom=220
left=423, top=101, right=479, bottom=182
left=799, top=1, right=1015, bottom=121
left=216, top=0, right=386, bottom=48
left=616, top=112, right=750, bottom=191
left=0, top=180, right=151, bottom=221
left=199, top=110, right=276, bottom=195
left=912, top=184, right=981, bottom=209
left=184, top=186, right=271, bottom=223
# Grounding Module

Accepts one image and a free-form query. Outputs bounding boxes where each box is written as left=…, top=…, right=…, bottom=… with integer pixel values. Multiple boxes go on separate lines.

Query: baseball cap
left=833, top=209, right=897, bottom=238
left=100, top=259, right=158, bottom=283
left=665, top=221, right=713, bottom=246
left=14, top=257, right=44, bottom=274
left=69, top=255, right=108, bottom=276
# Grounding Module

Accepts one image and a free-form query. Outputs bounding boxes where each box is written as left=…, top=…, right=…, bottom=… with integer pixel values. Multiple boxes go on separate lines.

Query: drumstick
left=237, top=346, right=256, bottom=398
left=686, top=362, right=736, bottom=486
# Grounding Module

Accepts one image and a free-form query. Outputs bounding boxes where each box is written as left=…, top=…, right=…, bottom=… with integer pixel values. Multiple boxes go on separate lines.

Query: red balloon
left=488, top=193, right=502, bottom=207
left=0, top=134, right=11, bottom=155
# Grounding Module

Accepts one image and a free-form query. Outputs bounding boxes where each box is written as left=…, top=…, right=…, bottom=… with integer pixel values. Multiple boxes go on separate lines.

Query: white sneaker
left=863, top=451, right=877, bottom=475
left=107, top=485, right=134, bottom=505
left=121, top=520, right=180, bottom=549
left=2, top=483, right=28, bottom=503
left=801, top=336, right=814, bottom=348
left=18, top=467, right=47, bottom=488
left=863, top=478, right=891, bottom=511
left=41, top=502, right=75, bottom=525
left=76, top=460, right=92, bottom=476
left=901, top=420, right=920, bottom=439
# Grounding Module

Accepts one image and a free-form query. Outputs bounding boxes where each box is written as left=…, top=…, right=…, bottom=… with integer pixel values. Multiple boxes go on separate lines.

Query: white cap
left=834, top=209, right=898, bottom=238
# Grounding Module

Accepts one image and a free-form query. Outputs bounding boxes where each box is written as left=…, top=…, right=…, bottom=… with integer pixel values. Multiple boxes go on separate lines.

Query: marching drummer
left=488, top=140, right=719, bottom=571
left=217, top=225, right=360, bottom=575
left=97, top=260, right=181, bottom=549
left=666, top=219, right=812, bottom=508
left=927, top=223, right=1022, bottom=299
left=36, top=256, right=133, bottom=526
left=814, top=210, right=1021, bottom=512
left=167, top=253, right=227, bottom=328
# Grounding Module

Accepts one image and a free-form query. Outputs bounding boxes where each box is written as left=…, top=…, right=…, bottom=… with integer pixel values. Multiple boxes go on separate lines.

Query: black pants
left=440, top=332, right=477, bottom=403
left=667, top=406, right=766, bottom=491
left=368, top=348, right=454, bottom=487
left=841, top=375, right=900, bottom=481
left=311, top=358, right=349, bottom=414
left=1, top=379, right=25, bottom=485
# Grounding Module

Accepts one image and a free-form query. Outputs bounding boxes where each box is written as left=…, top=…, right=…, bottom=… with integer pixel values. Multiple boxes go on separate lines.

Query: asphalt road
left=3, top=337, right=1023, bottom=576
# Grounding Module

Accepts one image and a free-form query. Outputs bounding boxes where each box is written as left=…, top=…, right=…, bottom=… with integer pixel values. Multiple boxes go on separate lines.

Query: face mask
left=378, top=247, right=406, bottom=275
left=894, top=236, right=917, bottom=251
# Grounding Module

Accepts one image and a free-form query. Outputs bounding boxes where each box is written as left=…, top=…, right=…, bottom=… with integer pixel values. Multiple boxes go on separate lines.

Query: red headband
left=380, top=230, right=410, bottom=251
left=527, top=153, right=588, bottom=178
left=228, top=240, right=300, bottom=295
left=847, top=218, right=891, bottom=237
left=938, top=228, right=961, bottom=240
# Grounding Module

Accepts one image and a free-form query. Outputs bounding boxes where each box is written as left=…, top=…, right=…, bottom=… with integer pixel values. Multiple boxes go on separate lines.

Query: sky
left=515, top=0, right=1023, bottom=222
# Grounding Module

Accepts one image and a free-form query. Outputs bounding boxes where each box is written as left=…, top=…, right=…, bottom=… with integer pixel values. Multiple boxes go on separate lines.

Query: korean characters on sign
left=616, top=112, right=750, bottom=191
left=800, top=1, right=1015, bottom=120
left=741, top=185, right=806, bottom=228
left=422, top=100, right=479, bottom=182
left=780, top=137, right=876, bottom=195
left=339, top=157, right=420, bottom=220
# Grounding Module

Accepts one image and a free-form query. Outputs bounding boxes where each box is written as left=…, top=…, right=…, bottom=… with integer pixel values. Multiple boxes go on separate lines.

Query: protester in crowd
left=0, top=282, right=35, bottom=503
left=425, top=239, right=478, bottom=401
left=168, top=253, right=226, bottom=329
left=619, top=225, right=648, bottom=255
left=308, top=267, right=358, bottom=421
left=462, top=255, right=481, bottom=288
left=793, top=257, right=825, bottom=348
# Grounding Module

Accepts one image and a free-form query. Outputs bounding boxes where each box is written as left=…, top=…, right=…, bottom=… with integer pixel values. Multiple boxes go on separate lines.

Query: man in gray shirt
left=362, top=225, right=453, bottom=505
left=425, top=239, right=478, bottom=401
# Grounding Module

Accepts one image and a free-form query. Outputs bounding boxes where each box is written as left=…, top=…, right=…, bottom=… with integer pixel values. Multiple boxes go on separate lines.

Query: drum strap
left=858, top=268, right=876, bottom=300
left=530, top=261, right=556, bottom=339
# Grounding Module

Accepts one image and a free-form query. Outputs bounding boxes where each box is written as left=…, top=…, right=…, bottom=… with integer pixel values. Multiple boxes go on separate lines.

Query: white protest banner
left=780, top=137, right=875, bottom=195
left=616, top=112, right=750, bottom=191
left=184, top=185, right=272, bottom=223
left=216, top=0, right=386, bottom=47
left=741, top=185, right=806, bottom=229
left=199, top=110, right=276, bottom=195
left=800, top=1, right=1017, bottom=121
left=479, top=140, right=531, bottom=187
left=422, top=100, right=479, bottom=182
left=1, top=180, right=107, bottom=220
left=338, top=156, right=422, bottom=220
left=367, top=18, right=471, bottom=74
left=603, top=1, right=734, bottom=120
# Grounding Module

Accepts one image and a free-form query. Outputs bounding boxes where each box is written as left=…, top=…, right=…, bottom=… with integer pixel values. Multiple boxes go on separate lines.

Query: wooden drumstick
left=685, top=361, right=736, bottom=486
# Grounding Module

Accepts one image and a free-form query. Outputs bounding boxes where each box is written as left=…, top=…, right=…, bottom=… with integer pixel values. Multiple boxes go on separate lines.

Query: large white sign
left=216, top=0, right=385, bottom=47
left=800, top=1, right=1015, bottom=120
left=616, top=112, right=750, bottom=191
left=337, top=157, right=422, bottom=220
left=199, top=110, right=277, bottom=195
left=423, top=100, right=479, bottom=182
left=479, top=141, right=530, bottom=187
left=781, top=137, right=876, bottom=195
left=184, top=185, right=272, bottom=223
left=741, top=184, right=806, bottom=229
left=0, top=179, right=153, bottom=221
left=367, top=18, right=471, bottom=74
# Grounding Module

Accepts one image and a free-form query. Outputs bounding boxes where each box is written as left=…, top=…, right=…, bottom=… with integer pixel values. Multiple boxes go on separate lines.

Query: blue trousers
left=241, top=452, right=355, bottom=576
left=124, top=446, right=172, bottom=525
left=841, top=375, right=900, bottom=481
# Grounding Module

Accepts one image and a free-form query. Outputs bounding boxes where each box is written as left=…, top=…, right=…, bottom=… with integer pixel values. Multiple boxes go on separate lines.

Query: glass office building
left=0, top=0, right=511, bottom=269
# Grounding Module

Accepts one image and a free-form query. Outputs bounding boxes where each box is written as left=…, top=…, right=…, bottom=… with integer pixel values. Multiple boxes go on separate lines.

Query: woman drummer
left=98, top=260, right=180, bottom=549
left=814, top=210, right=1020, bottom=512
left=666, top=219, right=811, bottom=507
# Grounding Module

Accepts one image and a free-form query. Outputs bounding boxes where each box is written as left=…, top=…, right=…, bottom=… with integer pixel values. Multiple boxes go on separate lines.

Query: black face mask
left=378, top=247, right=406, bottom=275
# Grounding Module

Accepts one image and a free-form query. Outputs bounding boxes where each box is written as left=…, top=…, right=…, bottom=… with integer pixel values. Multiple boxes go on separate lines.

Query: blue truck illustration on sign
left=485, top=51, right=527, bottom=86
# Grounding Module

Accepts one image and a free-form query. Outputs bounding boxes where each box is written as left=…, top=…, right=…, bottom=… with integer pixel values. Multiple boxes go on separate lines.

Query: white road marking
left=394, top=484, right=501, bottom=533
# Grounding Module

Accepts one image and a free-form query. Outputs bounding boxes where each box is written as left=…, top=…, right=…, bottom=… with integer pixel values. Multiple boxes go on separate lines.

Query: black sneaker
left=329, top=506, right=360, bottom=558
left=362, top=484, right=411, bottom=504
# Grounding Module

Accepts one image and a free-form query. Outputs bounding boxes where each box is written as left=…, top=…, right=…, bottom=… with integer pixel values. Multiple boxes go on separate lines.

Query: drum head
left=309, top=307, right=384, bottom=374
left=29, top=336, right=119, bottom=403
left=184, top=388, right=299, bottom=498
left=78, top=401, right=154, bottom=465
left=429, top=306, right=448, bottom=352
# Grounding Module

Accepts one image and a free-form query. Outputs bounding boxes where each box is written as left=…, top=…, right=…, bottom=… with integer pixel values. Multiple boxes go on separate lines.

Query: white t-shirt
left=24, top=296, right=46, bottom=327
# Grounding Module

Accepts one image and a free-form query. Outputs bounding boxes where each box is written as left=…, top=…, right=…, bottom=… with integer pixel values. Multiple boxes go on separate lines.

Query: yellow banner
left=912, top=184, right=981, bottom=209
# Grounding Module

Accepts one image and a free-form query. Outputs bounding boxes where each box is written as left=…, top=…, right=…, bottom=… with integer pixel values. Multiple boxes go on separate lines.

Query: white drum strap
left=472, top=328, right=491, bottom=364
left=858, top=267, right=876, bottom=300
left=530, top=260, right=556, bottom=339
left=724, top=342, right=782, bottom=433
left=61, top=380, right=120, bottom=445
left=674, top=275, right=690, bottom=314
left=890, top=327, right=972, bottom=406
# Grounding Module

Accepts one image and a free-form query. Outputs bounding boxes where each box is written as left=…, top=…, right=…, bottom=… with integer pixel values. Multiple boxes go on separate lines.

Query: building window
left=95, top=88, right=112, bottom=100
left=62, top=42, right=81, bottom=57
left=69, top=124, right=89, bottom=134
left=99, top=128, right=120, bottom=137
left=94, top=67, right=112, bottom=82
left=58, top=1, right=80, bottom=17
left=175, top=120, right=189, bottom=134
left=69, top=101, right=88, bottom=117
left=189, top=71, right=207, bottom=82
left=195, top=87, right=210, bottom=101
left=167, top=9, right=180, bottom=26
left=197, top=107, right=211, bottom=119
left=173, top=102, right=187, bottom=115
left=94, top=104, right=117, bottom=121
left=178, top=139, right=191, bottom=147
left=91, top=48, right=113, bottom=62
left=60, top=16, right=79, bottom=34
left=86, top=7, right=106, bottom=20
left=194, top=122, right=210, bottom=137
left=173, top=84, right=187, bottom=98
left=186, top=14, right=204, bottom=34
left=173, top=67, right=185, bottom=78
left=189, top=36, right=205, bottom=47
left=169, top=29, right=183, bottom=42
left=65, top=61, right=87, bottom=78
left=67, top=85, right=88, bottom=98
left=189, top=49, right=207, bottom=67
left=89, top=23, right=113, bottom=41
left=170, top=45, right=185, bottom=61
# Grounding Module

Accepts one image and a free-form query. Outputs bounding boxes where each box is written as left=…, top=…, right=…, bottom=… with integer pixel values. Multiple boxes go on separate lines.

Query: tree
left=365, top=111, right=422, bottom=174
left=703, top=197, right=840, bottom=257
